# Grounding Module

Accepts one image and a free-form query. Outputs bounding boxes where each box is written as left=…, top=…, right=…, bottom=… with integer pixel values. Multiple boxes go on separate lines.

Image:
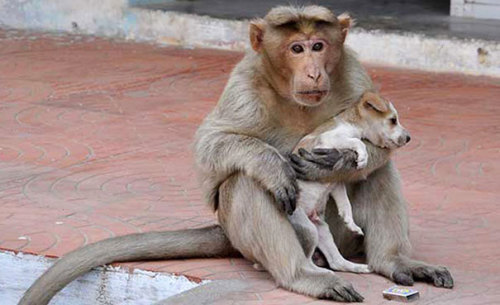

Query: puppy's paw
left=355, top=150, right=368, bottom=169
left=345, top=221, right=364, bottom=236
left=252, top=263, right=265, bottom=271
left=354, top=264, right=372, bottom=274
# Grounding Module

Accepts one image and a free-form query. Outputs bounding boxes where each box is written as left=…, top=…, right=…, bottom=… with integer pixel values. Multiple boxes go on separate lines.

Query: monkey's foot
left=391, top=261, right=454, bottom=288
left=317, top=277, right=364, bottom=302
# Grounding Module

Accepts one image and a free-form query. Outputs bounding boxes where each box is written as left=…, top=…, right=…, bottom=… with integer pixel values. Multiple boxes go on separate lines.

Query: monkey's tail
left=18, top=225, right=238, bottom=305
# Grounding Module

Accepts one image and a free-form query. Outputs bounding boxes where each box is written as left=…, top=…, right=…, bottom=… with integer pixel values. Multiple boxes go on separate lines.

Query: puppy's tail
left=19, top=225, right=238, bottom=305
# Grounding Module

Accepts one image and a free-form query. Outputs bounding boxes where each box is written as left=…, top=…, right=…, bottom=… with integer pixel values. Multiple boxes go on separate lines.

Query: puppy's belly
left=297, top=180, right=334, bottom=216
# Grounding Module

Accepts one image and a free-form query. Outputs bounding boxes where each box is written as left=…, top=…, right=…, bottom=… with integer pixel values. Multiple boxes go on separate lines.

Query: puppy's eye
left=390, top=118, right=397, bottom=125
left=291, top=44, right=304, bottom=54
left=312, top=42, right=323, bottom=51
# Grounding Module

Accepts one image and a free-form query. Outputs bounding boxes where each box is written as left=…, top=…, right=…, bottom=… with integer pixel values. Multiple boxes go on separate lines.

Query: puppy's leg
left=330, top=183, right=364, bottom=236
left=348, top=162, right=454, bottom=288
left=288, top=206, right=319, bottom=259
left=316, top=219, right=370, bottom=273
left=218, top=174, right=364, bottom=302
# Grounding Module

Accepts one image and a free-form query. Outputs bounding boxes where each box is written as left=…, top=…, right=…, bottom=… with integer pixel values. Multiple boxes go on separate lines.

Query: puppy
left=290, top=91, right=411, bottom=273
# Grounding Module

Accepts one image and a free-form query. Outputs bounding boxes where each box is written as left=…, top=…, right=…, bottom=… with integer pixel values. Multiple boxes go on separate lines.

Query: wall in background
left=451, top=0, right=500, bottom=20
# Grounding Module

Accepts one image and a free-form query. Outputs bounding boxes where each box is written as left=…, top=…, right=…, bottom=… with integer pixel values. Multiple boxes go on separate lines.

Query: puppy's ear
left=338, top=13, right=353, bottom=43
left=361, top=91, right=388, bottom=113
left=249, top=19, right=265, bottom=52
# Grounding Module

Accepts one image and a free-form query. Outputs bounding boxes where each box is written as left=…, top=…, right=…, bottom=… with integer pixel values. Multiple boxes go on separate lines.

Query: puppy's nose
left=398, top=132, right=411, bottom=146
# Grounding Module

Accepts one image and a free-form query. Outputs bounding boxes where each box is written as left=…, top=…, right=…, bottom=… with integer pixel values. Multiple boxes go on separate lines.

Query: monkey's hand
left=290, top=148, right=358, bottom=181
left=257, top=157, right=298, bottom=215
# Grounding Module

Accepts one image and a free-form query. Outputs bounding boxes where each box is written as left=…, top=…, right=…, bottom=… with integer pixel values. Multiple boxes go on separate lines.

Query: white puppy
left=290, top=91, right=411, bottom=273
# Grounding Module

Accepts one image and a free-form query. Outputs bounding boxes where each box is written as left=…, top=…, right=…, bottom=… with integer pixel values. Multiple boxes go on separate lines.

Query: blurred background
left=0, top=0, right=498, bottom=76
left=131, top=0, right=500, bottom=40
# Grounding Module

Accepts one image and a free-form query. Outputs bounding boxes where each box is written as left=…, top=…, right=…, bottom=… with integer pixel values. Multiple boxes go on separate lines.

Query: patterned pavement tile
left=0, top=28, right=499, bottom=304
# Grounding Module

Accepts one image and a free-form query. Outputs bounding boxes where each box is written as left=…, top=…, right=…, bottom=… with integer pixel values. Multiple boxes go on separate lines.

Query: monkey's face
left=260, top=26, right=344, bottom=107
left=250, top=7, right=352, bottom=107
left=358, top=92, right=411, bottom=149
left=284, top=34, right=340, bottom=107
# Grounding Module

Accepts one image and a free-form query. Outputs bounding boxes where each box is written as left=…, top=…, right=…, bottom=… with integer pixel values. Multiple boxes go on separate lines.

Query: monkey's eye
left=312, top=42, right=323, bottom=51
left=291, top=44, right=304, bottom=54
left=390, top=117, right=398, bottom=125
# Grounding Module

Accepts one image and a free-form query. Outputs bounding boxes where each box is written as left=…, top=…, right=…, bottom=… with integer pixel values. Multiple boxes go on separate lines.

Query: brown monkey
left=19, top=6, right=453, bottom=305
left=197, top=5, right=451, bottom=296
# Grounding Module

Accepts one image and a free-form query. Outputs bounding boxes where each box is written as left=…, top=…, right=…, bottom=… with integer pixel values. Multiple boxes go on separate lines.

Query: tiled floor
left=0, top=28, right=499, bottom=304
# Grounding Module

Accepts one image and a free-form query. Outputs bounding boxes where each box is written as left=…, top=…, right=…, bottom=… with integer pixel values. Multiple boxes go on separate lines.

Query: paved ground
left=0, top=28, right=499, bottom=304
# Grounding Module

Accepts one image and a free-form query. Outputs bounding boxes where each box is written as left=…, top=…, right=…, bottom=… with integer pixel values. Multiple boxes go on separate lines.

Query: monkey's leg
left=348, top=161, right=454, bottom=288
left=330, top=183, right=364, bottom=236
left=218, top=173, right=364, bottom=302
left=316, top=219, right=370, bottom=273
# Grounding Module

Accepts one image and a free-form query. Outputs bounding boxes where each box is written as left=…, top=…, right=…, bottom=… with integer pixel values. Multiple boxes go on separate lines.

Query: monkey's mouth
left=296, top=90, right=327, bottom=96
left=295, top=90, right=328, bottom=102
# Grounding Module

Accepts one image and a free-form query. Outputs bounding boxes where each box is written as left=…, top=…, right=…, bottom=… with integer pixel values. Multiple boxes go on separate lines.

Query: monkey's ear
left=338, top=13, right=353, bottom=43
left=249, top=20, right=265, bottom=52
left=361, top=92, right=388, bottom=113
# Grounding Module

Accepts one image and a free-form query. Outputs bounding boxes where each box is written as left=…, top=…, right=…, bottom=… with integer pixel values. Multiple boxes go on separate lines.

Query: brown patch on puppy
left=359, top=91, right=389, bottom=115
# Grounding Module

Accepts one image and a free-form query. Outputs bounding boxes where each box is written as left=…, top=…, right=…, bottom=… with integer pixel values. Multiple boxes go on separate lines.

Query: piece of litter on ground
left=383, top=286, right=420, bottom=302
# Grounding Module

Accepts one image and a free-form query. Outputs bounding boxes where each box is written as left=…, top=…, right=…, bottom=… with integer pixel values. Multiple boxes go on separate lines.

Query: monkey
left=195, top=5, right=451, bottom=299
left=18, top=6, right=453, bottom=305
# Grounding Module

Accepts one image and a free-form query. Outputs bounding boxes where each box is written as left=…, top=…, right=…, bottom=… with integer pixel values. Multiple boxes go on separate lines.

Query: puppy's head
left=357, top=91, right=411, bottom=149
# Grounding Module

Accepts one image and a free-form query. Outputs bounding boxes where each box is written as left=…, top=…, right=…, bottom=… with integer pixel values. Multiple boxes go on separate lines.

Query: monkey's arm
left=290, top=141, right=391, bottom=183
left=195, top=130, right=297, bottom=214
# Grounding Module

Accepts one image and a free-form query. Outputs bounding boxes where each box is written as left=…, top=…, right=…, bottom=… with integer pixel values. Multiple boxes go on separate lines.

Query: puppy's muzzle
left=398, top=130, right=411, bottom=147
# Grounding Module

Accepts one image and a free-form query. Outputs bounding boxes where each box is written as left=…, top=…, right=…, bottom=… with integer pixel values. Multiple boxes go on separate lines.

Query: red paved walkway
left=0, top=28, right=499, bottom=304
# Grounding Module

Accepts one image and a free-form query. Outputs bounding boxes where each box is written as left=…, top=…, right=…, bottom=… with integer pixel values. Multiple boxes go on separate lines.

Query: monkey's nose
left=307, top=73, right=321, bottom=82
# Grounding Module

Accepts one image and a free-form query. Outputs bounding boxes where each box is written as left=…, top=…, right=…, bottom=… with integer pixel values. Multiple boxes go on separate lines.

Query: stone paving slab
left=0, top=28, right=499, bottom=304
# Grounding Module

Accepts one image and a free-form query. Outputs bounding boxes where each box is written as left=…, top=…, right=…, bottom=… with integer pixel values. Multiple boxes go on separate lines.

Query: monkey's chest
left=262, top=127, right=304, bottom=153
left=265, top=109, right=335, bottom=153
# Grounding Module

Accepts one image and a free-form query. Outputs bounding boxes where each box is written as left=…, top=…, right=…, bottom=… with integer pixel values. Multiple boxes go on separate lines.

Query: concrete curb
left=0, top=251, right=201, bottom=305
left=0, top=0, right=498, bottom=76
